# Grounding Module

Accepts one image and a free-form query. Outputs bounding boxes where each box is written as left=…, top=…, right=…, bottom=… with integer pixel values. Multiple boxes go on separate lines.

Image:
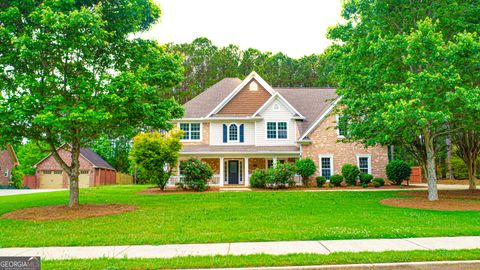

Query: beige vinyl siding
left=255, top=98, right=297, bottom=146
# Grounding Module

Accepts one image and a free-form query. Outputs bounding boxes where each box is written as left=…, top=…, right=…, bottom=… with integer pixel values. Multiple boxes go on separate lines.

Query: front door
left=228, top=160, right=239, bottom=184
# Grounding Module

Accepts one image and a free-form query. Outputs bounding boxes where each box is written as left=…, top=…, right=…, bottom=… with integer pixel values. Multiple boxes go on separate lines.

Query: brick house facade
left=0, top=145, right=19, bottom=185
left=34, top=145, right=116, bottom=189
left=171, top=72, right=389, bottom=187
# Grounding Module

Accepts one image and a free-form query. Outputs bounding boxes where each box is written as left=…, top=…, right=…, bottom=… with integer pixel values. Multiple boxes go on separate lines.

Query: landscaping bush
left=386, top=160, right=411, bottom=185
left=295, top=158, right=316, bottom=186
left=250, top=169, right=268, bottom=188
left=316, top=176, right=326, bottom=187
left=373, top=177, right=385, bottom=187
left=267, top=163, right=296, bottom=188
left=451, top=156, right=480, bottom=179
left=341, top=164, right=360, bottom=186
left=10, top=168, right=24, bottom=189
left=330, top=174, right=343, bottom=187
left=359, top=173, right=374, bottom=186
left=179, top=158, right=213, bottom=191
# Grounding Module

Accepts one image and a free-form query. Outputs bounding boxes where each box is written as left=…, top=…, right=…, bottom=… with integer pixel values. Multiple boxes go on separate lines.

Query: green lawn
left=0, top=185, right=479, bottom=247
left=43, top=249, right=480, bottom=270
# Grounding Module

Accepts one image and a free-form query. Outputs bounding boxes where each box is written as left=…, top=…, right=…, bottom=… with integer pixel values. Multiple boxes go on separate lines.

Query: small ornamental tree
left=386, top=160, right=412, bottom=185
left=341, top=164, right=360, bottom=186
left=0, top=0, right=184, bottom=207
left=180, top=158, right=213, bottom=191
left=269, top=163, right=296, bottom=188
left=130, top=130, right=183, bottom=190
left=295, top=158, right=317, bottom=186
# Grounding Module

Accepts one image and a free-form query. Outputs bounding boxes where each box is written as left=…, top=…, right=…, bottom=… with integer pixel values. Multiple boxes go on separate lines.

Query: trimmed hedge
left=330, top=174, right=343, bottom=187
left=316, top=176, right=326, bottom=187
left=341, top=164, right=360, bottom=186
left=386, top=160, right=411, bottom=185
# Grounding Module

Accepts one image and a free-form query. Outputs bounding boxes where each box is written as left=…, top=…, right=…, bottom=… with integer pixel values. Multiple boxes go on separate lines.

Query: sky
left=140, top=0, right=343, bottom=58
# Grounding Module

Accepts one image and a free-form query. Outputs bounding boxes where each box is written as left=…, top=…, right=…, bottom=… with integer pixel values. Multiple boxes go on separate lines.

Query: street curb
left=196, top=260, right=480, bottom=270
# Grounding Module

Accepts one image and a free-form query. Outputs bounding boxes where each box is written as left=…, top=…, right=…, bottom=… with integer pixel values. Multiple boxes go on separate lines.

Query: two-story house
left=171, top=72, right=388, bottom=187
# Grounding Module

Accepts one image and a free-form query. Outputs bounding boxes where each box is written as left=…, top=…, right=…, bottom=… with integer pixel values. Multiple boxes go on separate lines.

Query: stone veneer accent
left=301, top=113, right=388, bottom=179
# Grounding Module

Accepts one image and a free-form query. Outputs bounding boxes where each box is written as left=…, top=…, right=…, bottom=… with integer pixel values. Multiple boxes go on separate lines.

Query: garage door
left=79, top=170, right=90, bottom=188
left=39, top=170, right=64, bottom=189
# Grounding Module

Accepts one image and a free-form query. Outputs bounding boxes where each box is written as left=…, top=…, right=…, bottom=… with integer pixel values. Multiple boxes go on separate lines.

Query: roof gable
left=216, top=78, right=271, bottom=116
left=34, top=144, right=115, bottom=170
left=206, top=72, right=276, bottom=118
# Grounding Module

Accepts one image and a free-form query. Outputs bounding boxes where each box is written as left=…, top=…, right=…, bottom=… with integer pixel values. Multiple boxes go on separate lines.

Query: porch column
left=273, top=156, right=278, bottom=168
left=219, top=157, right=224, bottom=187
left=244, top=157, right=249, bottom=187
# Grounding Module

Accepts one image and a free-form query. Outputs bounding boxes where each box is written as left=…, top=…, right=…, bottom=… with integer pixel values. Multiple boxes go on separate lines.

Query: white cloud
left=140, top=0, right=343, bottom=58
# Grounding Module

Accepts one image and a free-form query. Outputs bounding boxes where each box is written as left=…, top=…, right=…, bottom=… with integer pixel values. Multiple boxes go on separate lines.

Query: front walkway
left=0, top=189, right=66, bottom=197
left=1, top=236, right=479, bottom=260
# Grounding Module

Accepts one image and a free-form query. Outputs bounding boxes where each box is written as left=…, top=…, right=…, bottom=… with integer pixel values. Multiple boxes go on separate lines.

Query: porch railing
left=168, top=174, right=221, bottom=186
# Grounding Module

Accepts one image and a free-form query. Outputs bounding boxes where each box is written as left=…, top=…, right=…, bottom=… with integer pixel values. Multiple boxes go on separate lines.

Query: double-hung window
left=319, top=155, right=333, bottom=180
left=337, top=115, right=349, bottom=138
left=357, top=155, right=371, bottom=174
left=266, top=122, right=288, bottom=139
left=180, top=123, right=201, bottom=141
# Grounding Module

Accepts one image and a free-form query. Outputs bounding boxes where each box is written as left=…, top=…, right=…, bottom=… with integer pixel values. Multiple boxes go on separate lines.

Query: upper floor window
left=180, top=123, right=201, bottom=141
left=229, top=124, right=238, bottom=141
left=337, top=115, right=349, bottom=138
left=266, top=122, right=288, bottom=139
left=357, top=155, right=371, bottom=174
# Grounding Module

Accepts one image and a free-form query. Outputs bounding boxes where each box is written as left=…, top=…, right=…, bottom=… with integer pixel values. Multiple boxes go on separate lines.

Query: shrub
left=267, top=163, right=296, bottom=188
left=451, top=156, right=480, bottom=179
left=386, top=160, right=412, bottom=185
left=10, top=168, right=24, bottom=189
left=373, top=178, right=385, bottom=187
left=250, top=169, right=268, bottom=188
left=330, top=174, right=343, bottom=187
left=341, top=164, right=360, bottom=186
left=179, top=158, right=213, bottom=191
left=359, top=173, right=374, bottom=186
left=295, top=158, right=317, bottom=186
left=316, top=176, right=326, bottom=187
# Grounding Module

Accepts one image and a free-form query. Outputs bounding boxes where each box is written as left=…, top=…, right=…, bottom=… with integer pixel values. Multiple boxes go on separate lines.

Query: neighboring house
left=34, top=144, right=116, bottom=189
left=171, top=71, right=388, bottom=186
left=0, top=145, right=19, bottom=185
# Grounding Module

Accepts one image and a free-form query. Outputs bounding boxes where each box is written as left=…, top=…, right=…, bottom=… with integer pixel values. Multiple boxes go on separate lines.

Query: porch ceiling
left=180, top=145, right=300, bottom=155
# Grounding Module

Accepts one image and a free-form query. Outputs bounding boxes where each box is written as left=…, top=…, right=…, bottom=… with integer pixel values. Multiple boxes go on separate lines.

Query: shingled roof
left=80, top=148, right=115, bottom=170
left=183, top=78, right=242, bottom=118
left=275, top=88, right=338, bottom=135
left=181, top=75, right=339, bottom=138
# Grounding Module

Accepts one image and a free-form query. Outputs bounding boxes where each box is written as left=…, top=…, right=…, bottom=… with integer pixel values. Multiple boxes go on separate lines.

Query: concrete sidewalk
left=1, top=236, right=479, bottom=260
left=0, top=189, right=66, bottom=197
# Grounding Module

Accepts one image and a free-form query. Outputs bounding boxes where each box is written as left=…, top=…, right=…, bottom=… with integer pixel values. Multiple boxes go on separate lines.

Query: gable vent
left=249, top=81, right=258, bottom=91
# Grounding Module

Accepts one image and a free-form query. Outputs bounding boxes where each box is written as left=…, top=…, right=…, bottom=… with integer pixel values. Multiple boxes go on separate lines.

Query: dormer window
left=249, top=81, right=258, bottom=91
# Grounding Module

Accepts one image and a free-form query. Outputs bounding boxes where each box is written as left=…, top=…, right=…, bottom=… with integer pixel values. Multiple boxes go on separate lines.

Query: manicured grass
left=0, top=185, right=479, bottom=247
left=43, top=249, right=480, bottom=270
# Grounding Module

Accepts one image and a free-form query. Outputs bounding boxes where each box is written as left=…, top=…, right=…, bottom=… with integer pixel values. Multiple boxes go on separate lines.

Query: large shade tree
left=0, top=0, right=184, bottom=207
left=329, top=0, right=480, bottom=200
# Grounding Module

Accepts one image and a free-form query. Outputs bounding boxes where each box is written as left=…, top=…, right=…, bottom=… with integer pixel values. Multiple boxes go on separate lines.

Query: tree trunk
left=467, top=158, right=477, bottom=190
left=69, top=139, right=81, bottom=208
left=446, top=137, right=454, bottom=180
left=424, top=133, right=439, bottom=201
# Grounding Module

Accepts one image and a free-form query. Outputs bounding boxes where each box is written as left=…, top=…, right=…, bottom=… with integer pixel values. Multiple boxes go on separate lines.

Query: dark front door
left=228, top=160, right=239, bottom=184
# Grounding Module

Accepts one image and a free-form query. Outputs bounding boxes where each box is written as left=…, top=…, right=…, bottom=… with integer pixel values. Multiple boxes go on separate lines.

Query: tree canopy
left=166, top=37, right=337, bottom=103
left=329, top=0, right=480, bottom=200
left=0, top=0, right=184, bottom=206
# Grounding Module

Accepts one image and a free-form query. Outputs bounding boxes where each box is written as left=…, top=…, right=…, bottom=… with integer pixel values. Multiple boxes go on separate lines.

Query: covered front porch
left=169, top=156, right=300, bottom=187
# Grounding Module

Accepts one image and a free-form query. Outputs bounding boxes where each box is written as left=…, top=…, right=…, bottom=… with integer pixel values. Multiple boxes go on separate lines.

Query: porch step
left=219, top=187, right=252, bottom=192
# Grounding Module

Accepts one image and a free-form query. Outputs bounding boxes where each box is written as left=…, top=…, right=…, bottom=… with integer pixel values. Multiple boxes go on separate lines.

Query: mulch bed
left=380, top=190, right=480, bottom=211
left=1, top=204, right=137, bottom=221
left=138, top=187, right=220, bottom=195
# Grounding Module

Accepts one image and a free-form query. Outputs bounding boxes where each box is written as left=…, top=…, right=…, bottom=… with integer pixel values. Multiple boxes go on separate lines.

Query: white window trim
left=4, top=169, right=8, bottom=177
left=319, top=154, right=334, bottom=181
left=227, top=123, right=240, bottom=142
left=179, top=122, right=202, bottom=142
left=336, top=114, right=346, bottom=138
left=265, top=121, right=289, bottom=140
left=356, top=154, right=372, bottom=174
